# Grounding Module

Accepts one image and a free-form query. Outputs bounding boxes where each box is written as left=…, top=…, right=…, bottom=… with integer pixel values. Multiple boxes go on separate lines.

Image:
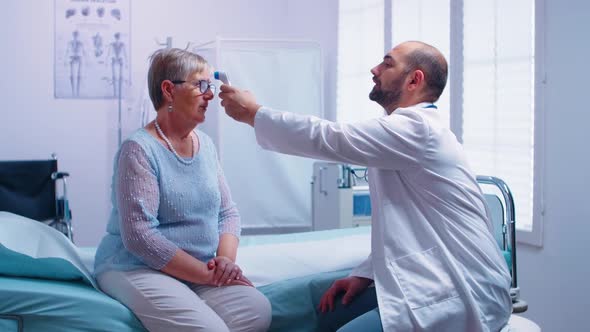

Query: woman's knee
left=227, top=287, right=272, bottom=332
left=245, top=288, right=272, bottom=331
left=253, top=291, right=272, bottom=330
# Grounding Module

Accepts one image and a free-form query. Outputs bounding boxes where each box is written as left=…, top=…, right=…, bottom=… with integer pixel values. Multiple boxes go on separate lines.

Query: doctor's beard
left=369, top=75, right=405, bottom=111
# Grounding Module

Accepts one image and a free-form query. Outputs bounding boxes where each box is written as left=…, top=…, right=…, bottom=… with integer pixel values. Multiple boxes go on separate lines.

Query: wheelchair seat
left=0, top=157, right=73, bottom=242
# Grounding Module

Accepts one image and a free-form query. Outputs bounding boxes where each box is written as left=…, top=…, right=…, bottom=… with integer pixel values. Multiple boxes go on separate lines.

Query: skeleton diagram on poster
left=54, top=0, right=130, bottom=99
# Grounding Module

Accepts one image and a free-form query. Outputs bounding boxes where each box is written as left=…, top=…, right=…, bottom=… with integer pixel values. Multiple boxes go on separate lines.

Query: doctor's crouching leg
left=317, top=286, right=383, bottom=332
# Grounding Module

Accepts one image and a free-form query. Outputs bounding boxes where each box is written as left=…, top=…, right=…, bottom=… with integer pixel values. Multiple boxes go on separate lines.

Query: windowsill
left=516, top=228, right=543, bottom=247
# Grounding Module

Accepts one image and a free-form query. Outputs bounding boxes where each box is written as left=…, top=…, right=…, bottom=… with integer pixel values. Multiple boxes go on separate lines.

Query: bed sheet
left=237, top=227, right=370, bottom=287
left=76, top=226, right=372, bottom=287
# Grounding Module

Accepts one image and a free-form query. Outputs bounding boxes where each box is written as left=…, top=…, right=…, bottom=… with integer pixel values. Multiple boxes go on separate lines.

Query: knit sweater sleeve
left=216, top=159, right=241, bottom=237
left=116, top=140, right=178, bottom=269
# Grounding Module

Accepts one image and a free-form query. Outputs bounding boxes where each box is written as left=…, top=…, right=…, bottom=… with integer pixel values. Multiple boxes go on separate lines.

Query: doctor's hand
left=218, top=85, right=262, bottom=127
left=207, top=256, right=254, bottom=287
left=318, top=276, right=373, bottom=313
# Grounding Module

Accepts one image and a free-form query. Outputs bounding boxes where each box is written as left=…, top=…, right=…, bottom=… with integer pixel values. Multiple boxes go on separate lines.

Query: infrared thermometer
left=214, top=71, right=231, bottom=86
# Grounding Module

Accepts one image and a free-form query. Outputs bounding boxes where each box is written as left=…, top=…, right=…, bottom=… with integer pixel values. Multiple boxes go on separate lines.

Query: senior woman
left=94, top=48, right=271, bottom=332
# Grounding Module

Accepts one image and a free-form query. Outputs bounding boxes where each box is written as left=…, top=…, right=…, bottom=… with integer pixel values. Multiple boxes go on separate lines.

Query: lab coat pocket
left=390, top=246, right=459, bottom=310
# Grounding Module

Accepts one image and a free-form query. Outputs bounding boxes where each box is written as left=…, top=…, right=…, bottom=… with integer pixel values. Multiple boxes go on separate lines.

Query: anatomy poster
left=54, top=0, right=130, bottom=99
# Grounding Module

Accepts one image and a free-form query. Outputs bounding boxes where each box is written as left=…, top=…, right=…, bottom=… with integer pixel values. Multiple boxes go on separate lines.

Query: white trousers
left=97, top=268, right=272, bottom=332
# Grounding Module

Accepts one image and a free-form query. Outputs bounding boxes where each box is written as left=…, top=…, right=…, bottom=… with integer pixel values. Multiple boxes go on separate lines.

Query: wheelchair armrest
left=50, top=170, right=73, bottom=242
left=51, top=171, right=70, bottom=180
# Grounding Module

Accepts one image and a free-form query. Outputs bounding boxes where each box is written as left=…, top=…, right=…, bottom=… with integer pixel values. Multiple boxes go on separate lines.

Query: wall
left=3, top=0, right=589, bottom=330
left=0, top=0, right=338, bottom=246
left=517, top=0, right=590, bottom=330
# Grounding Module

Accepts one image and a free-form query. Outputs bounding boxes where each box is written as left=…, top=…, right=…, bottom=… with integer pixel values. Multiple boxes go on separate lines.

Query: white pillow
left=0, top=212, right=97, bottom=289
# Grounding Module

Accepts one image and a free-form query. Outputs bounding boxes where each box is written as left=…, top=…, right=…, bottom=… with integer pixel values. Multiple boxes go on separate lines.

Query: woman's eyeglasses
left=171, top=80, right=216, bottom=94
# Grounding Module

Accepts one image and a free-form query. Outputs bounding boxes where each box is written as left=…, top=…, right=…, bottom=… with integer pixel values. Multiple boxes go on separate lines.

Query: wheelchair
left=0, top=155, right=73, bottom=242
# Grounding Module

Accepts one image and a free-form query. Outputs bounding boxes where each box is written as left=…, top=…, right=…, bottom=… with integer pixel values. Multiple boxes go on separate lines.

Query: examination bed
left=0, top=214, right=369, bottom=332
left=1, top=175, right=528, bottom=331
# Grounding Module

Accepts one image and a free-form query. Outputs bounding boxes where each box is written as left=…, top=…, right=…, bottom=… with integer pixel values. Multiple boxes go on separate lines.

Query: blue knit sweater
left=94, top=128, right=241, bottom=276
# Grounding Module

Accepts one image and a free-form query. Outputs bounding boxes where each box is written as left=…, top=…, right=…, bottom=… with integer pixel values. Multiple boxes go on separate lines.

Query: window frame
left=520, top=0, right=545, bottom=247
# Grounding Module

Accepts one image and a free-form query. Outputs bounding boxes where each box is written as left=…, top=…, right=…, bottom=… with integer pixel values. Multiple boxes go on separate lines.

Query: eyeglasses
left=171, top=80, right=216, bottom=94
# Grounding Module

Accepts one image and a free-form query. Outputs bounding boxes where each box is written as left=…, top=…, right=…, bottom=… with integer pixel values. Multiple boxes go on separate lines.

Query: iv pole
left=137, top=37, right=174, bottom=129
left=157, top=36, right=173, bottom=49
left=117, top=64, right=123, bottom=146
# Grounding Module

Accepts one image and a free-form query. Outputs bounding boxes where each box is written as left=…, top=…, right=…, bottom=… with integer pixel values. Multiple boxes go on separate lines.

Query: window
left=338, top=0, right=543, bottom=245
left=461, top=0, right=542, bottom=246
left=337, top=0, right=384, bottom=123
left=391, top=0, right=451, bottom=125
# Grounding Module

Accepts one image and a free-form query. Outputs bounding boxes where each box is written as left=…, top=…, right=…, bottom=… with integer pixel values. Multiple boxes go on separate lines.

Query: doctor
left=219, top=41, right=512, bottom=332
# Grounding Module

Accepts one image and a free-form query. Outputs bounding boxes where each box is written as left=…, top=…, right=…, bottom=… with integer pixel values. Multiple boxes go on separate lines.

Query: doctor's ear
left=407, top=70, right=425, bottom=91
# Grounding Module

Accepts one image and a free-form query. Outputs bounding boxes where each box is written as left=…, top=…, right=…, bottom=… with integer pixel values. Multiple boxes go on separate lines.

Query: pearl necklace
left=154, top=121, right=196, bottom=165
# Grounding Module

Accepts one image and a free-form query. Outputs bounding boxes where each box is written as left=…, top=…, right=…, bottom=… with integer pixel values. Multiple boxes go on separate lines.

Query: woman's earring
left=167, top=104, right=173, bottom=113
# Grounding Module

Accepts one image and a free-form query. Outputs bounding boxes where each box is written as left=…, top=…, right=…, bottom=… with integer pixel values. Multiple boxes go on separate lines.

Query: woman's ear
left=161, top=80, right=175, bottom=103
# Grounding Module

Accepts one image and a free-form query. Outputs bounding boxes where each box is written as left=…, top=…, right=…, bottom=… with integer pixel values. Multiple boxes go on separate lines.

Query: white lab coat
left=253, top=103, right=512, bottom=332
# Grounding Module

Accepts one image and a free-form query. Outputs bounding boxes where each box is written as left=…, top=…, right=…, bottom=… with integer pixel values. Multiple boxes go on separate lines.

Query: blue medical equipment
left=214, top=71, right=231, bottom=85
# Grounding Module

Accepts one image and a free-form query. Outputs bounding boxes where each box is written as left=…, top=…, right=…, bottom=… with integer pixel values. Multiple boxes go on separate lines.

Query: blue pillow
left=0, top=245, right=85, bottom=281
left=0, top=212, right=97, bottom=288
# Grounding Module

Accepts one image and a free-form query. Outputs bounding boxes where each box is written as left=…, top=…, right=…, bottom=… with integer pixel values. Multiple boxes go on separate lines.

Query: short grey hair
left=147, top=48, right=211, bottom=110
